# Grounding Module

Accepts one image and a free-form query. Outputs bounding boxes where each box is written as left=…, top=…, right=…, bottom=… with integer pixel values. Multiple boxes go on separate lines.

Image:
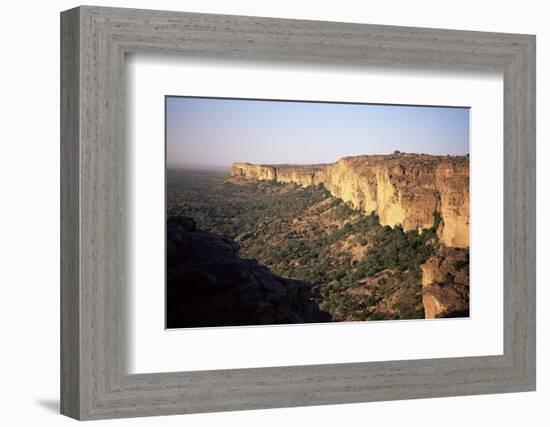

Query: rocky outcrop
left=420, top=247, right=470, bottom=318
left=166, top=216, right=331, bottom=328
left=232, top=154, right=469, bottom=248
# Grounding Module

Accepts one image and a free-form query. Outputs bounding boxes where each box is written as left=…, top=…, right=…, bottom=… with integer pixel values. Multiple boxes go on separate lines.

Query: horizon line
left=167, top=152, right=470, bottom=170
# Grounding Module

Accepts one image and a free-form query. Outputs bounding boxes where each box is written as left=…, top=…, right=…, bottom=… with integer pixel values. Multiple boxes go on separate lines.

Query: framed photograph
left=61, top=6, right=536, bottom=420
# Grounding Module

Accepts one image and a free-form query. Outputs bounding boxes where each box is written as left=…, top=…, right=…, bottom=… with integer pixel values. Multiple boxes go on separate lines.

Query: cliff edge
left=232, top=154, right=469, bottom=248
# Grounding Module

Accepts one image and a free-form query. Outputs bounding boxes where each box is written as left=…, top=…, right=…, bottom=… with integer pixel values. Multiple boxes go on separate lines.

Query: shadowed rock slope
left=166, top=216, right=331, bottom=328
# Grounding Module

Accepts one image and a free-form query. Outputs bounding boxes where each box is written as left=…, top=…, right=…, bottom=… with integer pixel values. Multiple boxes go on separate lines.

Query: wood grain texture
left=60, top=7, right=80, bottom=419
left=60, top=5, right=536, bottom=420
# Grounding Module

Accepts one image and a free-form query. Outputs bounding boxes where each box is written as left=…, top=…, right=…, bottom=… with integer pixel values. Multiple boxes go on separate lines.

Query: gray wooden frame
left=60, top=5, right=536, bottom=420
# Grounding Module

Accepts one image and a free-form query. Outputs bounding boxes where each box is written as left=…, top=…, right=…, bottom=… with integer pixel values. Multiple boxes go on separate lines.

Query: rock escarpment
left=166, top=216, right=331, bottom=328
left=420, top=247, right=470, bottom=318
left=232, top=154, right=469, bottom=248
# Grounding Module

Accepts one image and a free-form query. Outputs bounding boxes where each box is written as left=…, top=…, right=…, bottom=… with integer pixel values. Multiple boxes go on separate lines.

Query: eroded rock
left=231, top=154, right=469, bottom=248
left=420, top=247, right=469, bottom=319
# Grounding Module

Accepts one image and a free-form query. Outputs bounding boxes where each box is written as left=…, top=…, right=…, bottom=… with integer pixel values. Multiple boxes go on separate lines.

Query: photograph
left=165, top=96, right=470, bottom=329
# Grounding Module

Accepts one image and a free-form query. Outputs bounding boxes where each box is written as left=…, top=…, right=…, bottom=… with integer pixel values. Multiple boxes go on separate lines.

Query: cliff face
left=232, top=154, right=469, bottom=248
left=420, top=247, right=470, bottom=318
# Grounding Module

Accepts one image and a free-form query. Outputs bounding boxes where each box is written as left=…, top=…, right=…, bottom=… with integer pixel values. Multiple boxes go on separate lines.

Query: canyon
left=231, top=154, right=470, bottom=319
left=167, top=157, right=470, bottom=325
left=232, top=153, right=469, bottom=248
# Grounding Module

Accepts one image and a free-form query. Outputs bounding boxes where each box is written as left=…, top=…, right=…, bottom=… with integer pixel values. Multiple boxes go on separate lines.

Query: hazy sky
left=166, top=96, right=469, bottom=168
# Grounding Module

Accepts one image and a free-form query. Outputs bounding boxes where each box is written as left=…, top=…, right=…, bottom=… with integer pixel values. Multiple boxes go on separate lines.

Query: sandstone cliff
left=420, top=247, right=470, bottom=318
left=232, top=154, right=469, bottom=248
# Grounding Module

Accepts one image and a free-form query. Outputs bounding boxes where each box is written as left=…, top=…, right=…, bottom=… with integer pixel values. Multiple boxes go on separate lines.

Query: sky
left=166, top=96, right=469, bottom=169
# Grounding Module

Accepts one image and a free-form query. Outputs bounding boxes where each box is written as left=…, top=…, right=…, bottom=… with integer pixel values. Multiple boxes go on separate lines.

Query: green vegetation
left=167, top=169, right=436, bottom=321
